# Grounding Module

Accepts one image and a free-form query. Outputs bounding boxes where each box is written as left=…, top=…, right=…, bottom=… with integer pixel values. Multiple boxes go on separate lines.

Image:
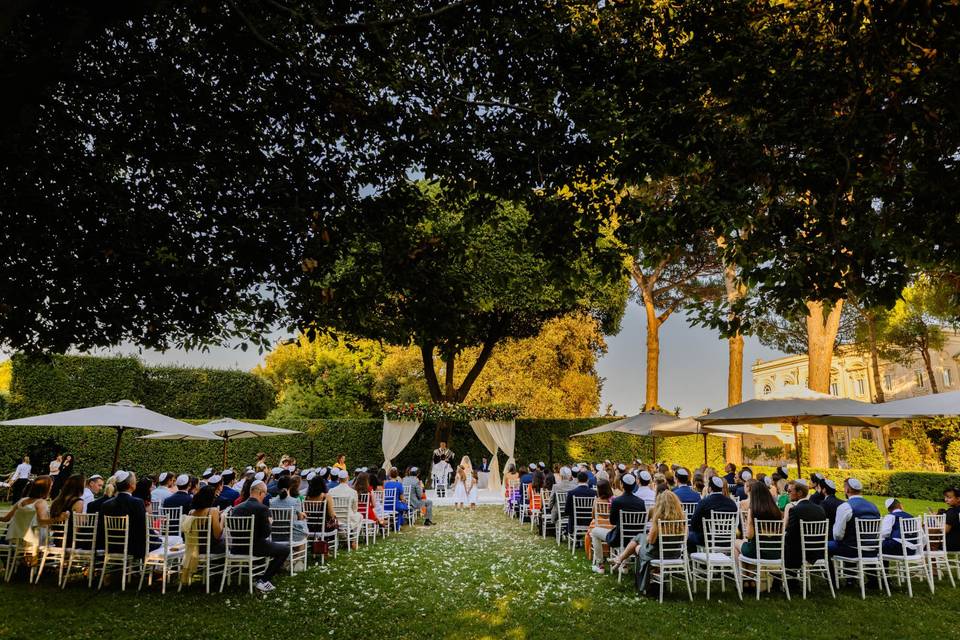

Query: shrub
left=946, top=440, right=960, bottom=473
left=889, top=439, right=923, bottom=471
left=847, top=438, right=885, bottom=469
left=753, top=464, right=960, bottom=502
left=142, top=366, right=275, bottom=419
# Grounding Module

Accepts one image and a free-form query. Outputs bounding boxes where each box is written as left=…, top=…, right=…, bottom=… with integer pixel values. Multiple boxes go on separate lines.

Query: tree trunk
left=921, top=347, right=939, bottom=394
left=864, top=312, right=885, bottom=403
left=724, top=264, right=744, bottom=466
left=806, top=299, right=844, bottom=468
left=642, top=292, right=661, bottom=411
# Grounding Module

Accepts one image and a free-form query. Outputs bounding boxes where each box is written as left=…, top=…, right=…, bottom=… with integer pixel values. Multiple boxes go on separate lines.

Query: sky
left=82, top=303, right=789, bottom=418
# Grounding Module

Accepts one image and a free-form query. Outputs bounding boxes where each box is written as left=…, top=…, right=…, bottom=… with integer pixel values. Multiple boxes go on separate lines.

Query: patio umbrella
left=570, top=410, right=686, bottom=461
left=140, top=417, right=301, bottom=467
left=653, top=419, right=792, bottom=466
left=833, top=389, right=960, bottom=419
left=0, top=400, right=221, bottom=473
left=696, top=385, right=897, bottom=477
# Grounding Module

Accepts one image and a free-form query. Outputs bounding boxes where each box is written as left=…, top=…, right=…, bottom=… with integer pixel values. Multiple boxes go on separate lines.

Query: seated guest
left=304, top=471, right=339, bottom=533
left=402, top=467, right=434, bottom=527
left=688, top=476, right=737, bottom=552
left=610, top=490, right=686, bottom=596
left=384, top=467, right=410, bottom=526
left=564, top=471, right=597, bottom=537
left=598, top=473, right=646, bottom=568
left=550, top=467, right=578, bottom=524
left=829, top=478, right=880, bottom=559
left=880, top=498, right=915, bottom=556
left=944, top=486, right=960, bottom=552
left=81, top=474, right=104, bottom=512
left=186, top=485, right=225, bottom=553
left=353, top=472, right=386, bottom=528
left=217, top=469, right=240, bottom=510
left=163, top=475, right=195, bottom=513
left=672, top=468, right=701, bottom=504
left=328, top=469, right=363, bottom=547
left=586, top=479, right=615, bottom=572
left=101, top=471, right=152, bottom=560
left=2, top=476, right=64, bottom=548
left=820, top=479, right=844, bottom=539
left=808, top=473, right=825, bottom=506
left=735, top=480, right=782, bottom=563
left=269, top=476, right=308, bottom=542
left=151, top=472, right=176, bottom=504
left=733, top=468, right=752, bottom=501
left=635, top=470, right=656, bottom=507
left=133, top=478, right=155, bottom=512
left=783, top=479, right=827, bottom=569
left=724, top=463, right=737, bottom=486
left=231, top=480, right=289, bottom=593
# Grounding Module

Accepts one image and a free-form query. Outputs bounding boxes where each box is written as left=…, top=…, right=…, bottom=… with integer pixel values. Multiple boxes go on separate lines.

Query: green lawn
left=0, top=502, right=957, bottom=640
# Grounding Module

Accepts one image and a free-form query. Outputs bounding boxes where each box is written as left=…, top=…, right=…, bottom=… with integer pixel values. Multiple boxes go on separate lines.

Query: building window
left=944, top=368, right=953, bottom=388
left=883, top=374, right=892, bottom=391
left=915, top=369, right=925, bottom=389
left=830, top=382, right=839, bottom=396
left=763, top=384, right=772, bottom=396
left=854, top=378, right=865, bottom=396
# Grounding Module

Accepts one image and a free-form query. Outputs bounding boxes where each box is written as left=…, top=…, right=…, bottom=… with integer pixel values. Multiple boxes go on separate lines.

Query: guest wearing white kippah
left=635, top=470, right=656, bottom=508
left=328, top=469, right=362, bottom=546
left=828, top=477, right=880, bottom=559
left=594, top=473, right=646, bottom=573
left=82, top=474, right=104, bottom=512
left=163, top=474, right=196, bottom=514
left=819, top=479, right=844, bottom=539
left=402, top=467, right=434, bottom=526
left=232, top=480, right=288, bottom=592
left=880, top=498, right=915, bottom=556
left=688, top=476, right=737, bottom=553
left=152, top=472, right=176, bottom=504
left=101, top=471, right=152, bottom=561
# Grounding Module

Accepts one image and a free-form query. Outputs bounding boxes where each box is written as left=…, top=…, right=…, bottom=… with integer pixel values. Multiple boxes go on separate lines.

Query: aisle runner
left=427, top=488, right=504, bottom=506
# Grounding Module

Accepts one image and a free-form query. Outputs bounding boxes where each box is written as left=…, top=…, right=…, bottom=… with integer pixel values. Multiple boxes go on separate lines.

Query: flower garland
left=383, top=402, right=520, bottom=422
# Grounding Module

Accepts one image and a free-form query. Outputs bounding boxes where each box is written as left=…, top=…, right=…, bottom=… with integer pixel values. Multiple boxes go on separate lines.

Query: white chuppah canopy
left=381, top=418, right=422, bottom=471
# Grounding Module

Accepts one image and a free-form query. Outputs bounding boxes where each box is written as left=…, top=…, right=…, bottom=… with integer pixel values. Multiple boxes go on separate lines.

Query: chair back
left=657, top=519, right=688, bottom=561
left=181, top=514, right=213, bottom=555
left=357, top=493, right=371, bottom=516
left=923, top=513, right=947, bottom=553
left=539, top=489, right=551, bottom=511
left=383, top=488, right=398, bottom=512
left=595, top=499, right=611, bottom=525
left=70, top=512, right=99, bottom=551
left=43, top=518, right=68, bottom=551
left=754, top=518, right=786, bottom=559
left=703, top=513, right=737, bottom=554
left=224, top=514, right=255, bottom=557
left=103, top=515, right=130, bottom=556
left=644, top=499, right=656, bottom=512
left=160, top=506, right=182, bottom=537
left=304, top=500, right=329, bottom=534
left=619, top=510, right=648, bottom=542
left=572, top=496, right=595, bottom=528
left=799, top=519, right=829, bottom=563
left=269, top=507, right=296, bottom=543
left=897, top=516, right=922, bottom=558
left=554, top=491, right=568, bottom=518
left=332, top=496, right=353, bottom=522
left=520, top=483, right=530, bottom=504
left=682, top=502, right=698, bottom=522
left=853, top=518, right=882, bottom=559
left=150, top=512, right=178, bottom=554
left=151, top=500, right=162, bottom=514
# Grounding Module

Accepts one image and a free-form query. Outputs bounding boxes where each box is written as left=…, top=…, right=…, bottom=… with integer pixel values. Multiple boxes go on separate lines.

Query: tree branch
left=444, top=351, right=456, bottom=401
left=420, top=343, right=443, bottom=402
left=311, top=0, right=478, bottom=35
left=455, top=336, right=498, bottom=402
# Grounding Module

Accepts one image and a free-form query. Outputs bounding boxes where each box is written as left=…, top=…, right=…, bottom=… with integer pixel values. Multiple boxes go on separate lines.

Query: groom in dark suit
left=783, top=479, right=827, bottom=569
left=564, top=471, right=597, bottom=536
left=480, top=458, right=491, bottom=472
left=101, top=470, right=149, bottom=559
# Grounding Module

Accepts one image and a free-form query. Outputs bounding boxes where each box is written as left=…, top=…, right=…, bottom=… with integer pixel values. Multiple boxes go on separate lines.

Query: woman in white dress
left=452, top=465, right=468, bottom=510
left=467, top=470, right=479, bottom=509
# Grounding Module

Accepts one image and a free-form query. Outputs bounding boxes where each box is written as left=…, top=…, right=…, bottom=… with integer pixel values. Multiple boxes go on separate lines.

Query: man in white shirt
left=829, top=477, right=881, bottom=559
left=880, top=497, right=915, bottom=556
left=151, top=471, right=176, bottom=504
left=9, top=455, right=33, bottom=502
left=81, top=474, right=104, bottom=512
left=635, top=470, right=656, bottom=506
left=328, top=469, right=362, bottom=538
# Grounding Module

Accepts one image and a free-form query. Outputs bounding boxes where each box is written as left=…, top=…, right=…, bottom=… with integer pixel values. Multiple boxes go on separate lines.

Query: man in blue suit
left=591, top=473, right=647, bottom=573
left=688, top=475, right=738, bottom=552
left=162, top=474, right=195, bottom=513
left=564, top=471, right=597, bottom=537
left=101, top=470, right=150, bottom=560
left=217, top=469, right=240, bottom=510
left=672, top=468, right=701, bottom=504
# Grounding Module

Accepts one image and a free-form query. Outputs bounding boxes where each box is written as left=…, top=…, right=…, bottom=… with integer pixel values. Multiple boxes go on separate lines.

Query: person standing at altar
left=480, top=458, right=490, bottom=472
left=432, top=441, right=455, bottom=486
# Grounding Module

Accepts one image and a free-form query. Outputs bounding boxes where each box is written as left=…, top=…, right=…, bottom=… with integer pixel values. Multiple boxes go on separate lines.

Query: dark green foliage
left=754, top=465, right=960, bottom=502
left=5, top=355, right=274, bottom=420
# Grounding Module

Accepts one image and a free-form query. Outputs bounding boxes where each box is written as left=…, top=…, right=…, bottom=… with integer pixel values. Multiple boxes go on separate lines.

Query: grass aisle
left=0, top=504, right=958, bottom=639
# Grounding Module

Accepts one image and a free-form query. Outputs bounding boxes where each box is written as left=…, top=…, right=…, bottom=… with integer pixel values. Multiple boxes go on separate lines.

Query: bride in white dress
left=452, top=456, right=479, bottom=509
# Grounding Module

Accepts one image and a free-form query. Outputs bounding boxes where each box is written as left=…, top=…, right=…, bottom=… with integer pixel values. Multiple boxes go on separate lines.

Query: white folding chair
left=98, top=515, right=141, bottom=591
left=178, top=514, right=225, bottom=593
left=529, top=488, right=546, bottom=532
left=60, top=512, right=100, bottom=588
left=33, top=518, right=68, bottom=584
left=220, top=514, right=267, bottom=594
left=269, top=507, right=308, bottom=575
left=304, top=500, right=339, bottom=564
left=139, top=513, right=185, bottom=594
left=0, top=521, right=18, bottom=583
left=923, top=514, right=957, bottom=587
left=356, top=494, right=378, bottom=545
left=433, top=473, right=448, bottom=498
left=682, top=502, right=698, bottom=524
left=832, top=518, right=890, bottom=599
left=538, top=489, right=552, bottom=537
left=792, top=519, right=834, bottom=599
left=553, top=491, right=568, bottom=545
left=160, top=506, right=182, bottom=539
left=691, top=512, right=741, bottom=600
left=332, top=496, right=360, bottom=551
left=650, top=519, right=693, bottom=602
left=518, top=483, right=531, bottom=524
left=883, top=516, right=932, bottom=597
left=614, top=510, right=647, bottom=583
left=568, top=496, right=595, bottom=554
left=738, top=519, right=790, bottom=600
left=505, top=479, right=520, bottom=517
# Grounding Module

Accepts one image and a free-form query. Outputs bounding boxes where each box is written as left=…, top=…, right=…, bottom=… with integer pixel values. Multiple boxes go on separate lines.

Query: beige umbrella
left=141, top=417, right=301, bottom=467
left=653, top=419, right=790, bottom=466
left=696, top=386, right=897, bottom=477
left=831, top=389, right=960, bottom=419
left=570, top=410, right=686, bottom=460
left=0, top=400, right=221, bottom=473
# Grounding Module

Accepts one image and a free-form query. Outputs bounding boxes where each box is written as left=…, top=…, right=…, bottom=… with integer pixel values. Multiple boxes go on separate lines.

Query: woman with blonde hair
left=452, top=465, right=469, bottom=510
left=610, top=490, right=687, bottom=595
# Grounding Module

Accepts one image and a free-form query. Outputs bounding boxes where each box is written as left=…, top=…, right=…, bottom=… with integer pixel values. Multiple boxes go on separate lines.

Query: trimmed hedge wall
left=5, top=354, right=274, bottom=420
left=0, top=416, right=725, bottom=479
left=753, top=465, right=960, bottom=503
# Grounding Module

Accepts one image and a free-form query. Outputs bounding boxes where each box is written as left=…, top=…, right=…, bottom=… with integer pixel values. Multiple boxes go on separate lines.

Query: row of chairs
left=508, top=486, right=959, bottom=601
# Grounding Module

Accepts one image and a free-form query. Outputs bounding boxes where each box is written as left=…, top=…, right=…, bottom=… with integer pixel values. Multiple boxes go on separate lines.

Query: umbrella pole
left=652, top=436, right=657, bottom=464
left=222, top=437, right=229, bottom=469
left=111, top=427, right=125, bottom=474
left=703, top=433, right=708, bottom=466
left=793, top=420, right=802, bottom=478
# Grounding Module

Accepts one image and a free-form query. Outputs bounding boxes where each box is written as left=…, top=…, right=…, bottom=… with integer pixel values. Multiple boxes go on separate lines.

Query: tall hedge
left=752, top=465, right=960, bottom=502
left=5, top=354, right=274, bottom=420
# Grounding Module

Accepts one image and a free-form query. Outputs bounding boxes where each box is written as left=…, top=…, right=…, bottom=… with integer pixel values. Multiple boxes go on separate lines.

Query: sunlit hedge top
left=383, top=402, right=521, bottom=422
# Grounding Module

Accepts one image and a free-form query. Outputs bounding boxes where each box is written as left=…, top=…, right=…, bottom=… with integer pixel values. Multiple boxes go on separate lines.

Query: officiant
left=432, top=441, right=455, bottom=488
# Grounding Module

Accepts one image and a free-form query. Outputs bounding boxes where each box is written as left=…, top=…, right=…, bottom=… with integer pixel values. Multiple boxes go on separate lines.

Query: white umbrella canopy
left=0, top=400, right=220, bottom=472
left=835, top=389, right=960, bottom=419
left=570, top=411, right=683, bottom=437
left=141, top=417, right=302, bottom=467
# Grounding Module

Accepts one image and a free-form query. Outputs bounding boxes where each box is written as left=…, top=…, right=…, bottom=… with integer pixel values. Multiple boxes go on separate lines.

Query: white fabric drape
left=469, top=420, right=501, bottom=492
left=483, top=419, right=516, bottom=482
left=381, top=417, right=421, bottom=471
